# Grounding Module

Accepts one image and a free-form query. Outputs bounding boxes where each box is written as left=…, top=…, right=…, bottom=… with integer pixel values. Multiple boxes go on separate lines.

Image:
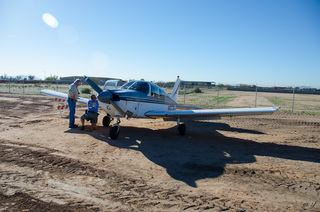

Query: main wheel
left=102, top=115, right=112, bottom=127
left=109, top=125, right=120, bottom=139
left=178, top=123, right=186, bottom=136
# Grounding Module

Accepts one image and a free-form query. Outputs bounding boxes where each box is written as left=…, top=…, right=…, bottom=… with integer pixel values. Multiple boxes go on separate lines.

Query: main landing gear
left=103, top=115, right=186, bottom=139
left=177, top=117, right=186, bottom=136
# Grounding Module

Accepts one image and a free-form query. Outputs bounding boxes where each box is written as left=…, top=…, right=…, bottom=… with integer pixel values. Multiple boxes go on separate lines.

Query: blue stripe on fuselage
left=111, top=89, right=176, bottom=105
left=119, top=96, right=165, bottom=104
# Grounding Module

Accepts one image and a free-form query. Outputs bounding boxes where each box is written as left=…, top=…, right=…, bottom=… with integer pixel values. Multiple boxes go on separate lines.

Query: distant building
left=298, top=86, right=317, bottom=91
left=273, top=86, right=288, bottom=90
left=181, top=81, right=216, bottom=87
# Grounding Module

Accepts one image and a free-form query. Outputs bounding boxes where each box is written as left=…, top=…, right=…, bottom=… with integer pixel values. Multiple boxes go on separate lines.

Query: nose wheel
left=109, top=117, right=120, bottom=139
left=102, top=114, right=113, bottom=127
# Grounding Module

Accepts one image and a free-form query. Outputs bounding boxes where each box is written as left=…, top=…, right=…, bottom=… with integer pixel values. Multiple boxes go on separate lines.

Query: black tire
left=102, top=115, right=111, bottom=127
left=109, top=126, right=119, bottom=139
left=178, top=123, right=186, bottom=136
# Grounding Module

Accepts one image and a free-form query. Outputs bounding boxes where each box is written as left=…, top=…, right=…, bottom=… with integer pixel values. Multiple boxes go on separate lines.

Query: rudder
left=170, top=76, right=181, bottom=103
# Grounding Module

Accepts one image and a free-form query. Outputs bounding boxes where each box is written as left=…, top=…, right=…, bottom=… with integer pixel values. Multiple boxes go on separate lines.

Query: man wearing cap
left=68, top=79, right=82, bottom=128
left=80, top=94, right=99, bottom=132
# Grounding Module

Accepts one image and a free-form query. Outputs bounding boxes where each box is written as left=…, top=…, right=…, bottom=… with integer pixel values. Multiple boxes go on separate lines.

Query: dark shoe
left=80, top=126, right=85, bottom=130
left=69, top=125, right=78, bottom=128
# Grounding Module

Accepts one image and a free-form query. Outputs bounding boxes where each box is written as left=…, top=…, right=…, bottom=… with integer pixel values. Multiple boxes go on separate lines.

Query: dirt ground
left=0, top=92, right=319, bottom=211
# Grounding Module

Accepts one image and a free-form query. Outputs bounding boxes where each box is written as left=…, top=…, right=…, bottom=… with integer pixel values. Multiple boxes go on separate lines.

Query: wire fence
left=0, top=81, right=319, bottom=114
left=176, top=87, right=320, bottom=114
left=0, top=81, right=93, bottom=99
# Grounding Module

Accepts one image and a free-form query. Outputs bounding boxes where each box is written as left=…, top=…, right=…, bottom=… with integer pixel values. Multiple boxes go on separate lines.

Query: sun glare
left=42, top=13, right=58, bottom=28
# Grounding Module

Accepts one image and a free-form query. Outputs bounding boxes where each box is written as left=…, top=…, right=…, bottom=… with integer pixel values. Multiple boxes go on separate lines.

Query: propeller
left=83, top=76, right=113, bottom=103
left=84, top=76, right=126, bottom=116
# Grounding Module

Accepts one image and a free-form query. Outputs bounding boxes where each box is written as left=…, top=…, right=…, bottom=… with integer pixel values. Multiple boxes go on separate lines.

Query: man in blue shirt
left=80, top=94, right=99, bottom=132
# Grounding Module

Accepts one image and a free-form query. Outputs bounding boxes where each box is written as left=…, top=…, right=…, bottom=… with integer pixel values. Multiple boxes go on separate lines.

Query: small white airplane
left=40, top=76, right=279, bottom=139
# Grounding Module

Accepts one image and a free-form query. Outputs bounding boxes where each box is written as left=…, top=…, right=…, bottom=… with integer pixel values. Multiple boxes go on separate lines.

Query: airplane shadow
left=65, top=121, right=320, bottom=187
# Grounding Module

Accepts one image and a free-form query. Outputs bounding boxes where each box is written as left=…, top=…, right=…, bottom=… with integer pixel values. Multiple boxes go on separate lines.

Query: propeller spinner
left=84, top=76, right=113, bottom=104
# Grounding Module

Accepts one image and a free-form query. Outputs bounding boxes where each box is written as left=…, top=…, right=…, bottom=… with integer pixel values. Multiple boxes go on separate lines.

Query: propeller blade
left=83, top=76, right=103, bottom=93
left=83, top=76, right=114, bottom=104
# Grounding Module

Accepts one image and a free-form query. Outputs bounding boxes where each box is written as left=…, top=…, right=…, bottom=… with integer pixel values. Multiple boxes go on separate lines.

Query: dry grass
left=1, top=83, right=319, bottom=114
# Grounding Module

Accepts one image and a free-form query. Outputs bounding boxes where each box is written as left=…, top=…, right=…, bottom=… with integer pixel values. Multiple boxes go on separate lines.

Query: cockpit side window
left=151, top=84, right=159, bottom=98
left=159, top=88, right=166, bottom=99
left=129, top=81, right=150, bottom=95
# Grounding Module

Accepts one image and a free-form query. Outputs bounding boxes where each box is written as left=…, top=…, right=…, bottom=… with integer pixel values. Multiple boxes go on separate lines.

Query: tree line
left=0, top=74, right=59, bottom=81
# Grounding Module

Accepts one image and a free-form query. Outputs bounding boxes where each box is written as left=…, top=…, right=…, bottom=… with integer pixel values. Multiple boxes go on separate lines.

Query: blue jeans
left=68, top=98, right=76, bottom=127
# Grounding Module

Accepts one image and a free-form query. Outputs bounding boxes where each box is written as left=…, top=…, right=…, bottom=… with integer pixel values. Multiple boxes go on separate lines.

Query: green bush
left=81, top=88, right=91, bottom=94
left=193, top=87, right=202, bottom=93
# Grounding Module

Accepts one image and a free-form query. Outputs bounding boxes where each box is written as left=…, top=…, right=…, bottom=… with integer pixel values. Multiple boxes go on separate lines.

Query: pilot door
left=125, top=100, right=139, bottom=118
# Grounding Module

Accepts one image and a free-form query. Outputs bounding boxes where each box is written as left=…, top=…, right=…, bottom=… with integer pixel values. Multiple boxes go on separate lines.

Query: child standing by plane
left=80, top=94, right=99, bottom=132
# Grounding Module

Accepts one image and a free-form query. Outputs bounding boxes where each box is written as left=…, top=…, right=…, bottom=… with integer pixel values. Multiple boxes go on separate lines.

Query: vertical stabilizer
left=170, top=76, right=181, bottom=103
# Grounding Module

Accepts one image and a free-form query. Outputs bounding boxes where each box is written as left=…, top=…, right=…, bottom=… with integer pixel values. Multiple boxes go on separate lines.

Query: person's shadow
left=66, top=121, right=320, bottom=187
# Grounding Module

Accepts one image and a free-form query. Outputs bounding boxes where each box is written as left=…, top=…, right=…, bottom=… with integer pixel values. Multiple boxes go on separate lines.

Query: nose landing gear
left=109, top=117, right=120, bottom=139
left=102, top=114, right=113, bottom=127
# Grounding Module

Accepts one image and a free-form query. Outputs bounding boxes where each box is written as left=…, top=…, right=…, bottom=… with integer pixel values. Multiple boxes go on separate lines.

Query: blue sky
left=1, top=0, right=319, bottom=88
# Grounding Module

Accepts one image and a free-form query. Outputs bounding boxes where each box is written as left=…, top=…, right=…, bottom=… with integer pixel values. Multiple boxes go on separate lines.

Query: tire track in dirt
left=1, top=139, right=319, bottom=211
left=0, top=192, right=81, bottom=212
left=1, top=93, right=320, bottom=211
left=0, top=140, right=231, bottom=211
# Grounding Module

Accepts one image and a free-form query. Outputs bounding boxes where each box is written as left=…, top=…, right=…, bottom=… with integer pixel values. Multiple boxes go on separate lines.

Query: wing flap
left=145, top=107, right=280, bottom=120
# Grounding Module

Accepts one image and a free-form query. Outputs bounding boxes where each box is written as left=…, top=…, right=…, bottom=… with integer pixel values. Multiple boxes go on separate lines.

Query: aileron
left=145, top=107, right=280, bottom=119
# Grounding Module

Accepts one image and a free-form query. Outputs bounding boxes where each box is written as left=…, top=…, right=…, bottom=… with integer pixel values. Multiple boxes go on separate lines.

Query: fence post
left=183, top=83, right=186, bottom=104
left=216, top=85, right=220, bottom=106
left=23, top=79, right=25, bottom=95
left=292, top=87, right=295, bottom=112
left=255, top=86, right=258, bottom=107
left=9, top=79, right=11, bottom=93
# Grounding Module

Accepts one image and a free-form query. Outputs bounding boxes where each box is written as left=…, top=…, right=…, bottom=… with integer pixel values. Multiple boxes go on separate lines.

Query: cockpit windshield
left=127, top=81, right=150, bottom=95
left=120, top=81, right=136, bottom=89
left=120, top=80, right=168, bottom=99
left=120, top=81, right=150, bottom=95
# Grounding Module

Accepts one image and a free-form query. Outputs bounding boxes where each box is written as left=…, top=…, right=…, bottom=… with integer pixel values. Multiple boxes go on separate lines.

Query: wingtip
left=274, top=107, right=281, bottom=111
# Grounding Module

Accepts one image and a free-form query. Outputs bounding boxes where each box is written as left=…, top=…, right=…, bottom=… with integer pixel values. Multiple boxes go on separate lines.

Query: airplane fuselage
left=99, top=88, right=177, bottom=118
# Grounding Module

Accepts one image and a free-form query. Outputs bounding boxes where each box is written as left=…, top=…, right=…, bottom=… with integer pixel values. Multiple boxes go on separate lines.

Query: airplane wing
left=40, top=89, right=89, bottom=105
left=145, top=107, right=280, bottom=121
